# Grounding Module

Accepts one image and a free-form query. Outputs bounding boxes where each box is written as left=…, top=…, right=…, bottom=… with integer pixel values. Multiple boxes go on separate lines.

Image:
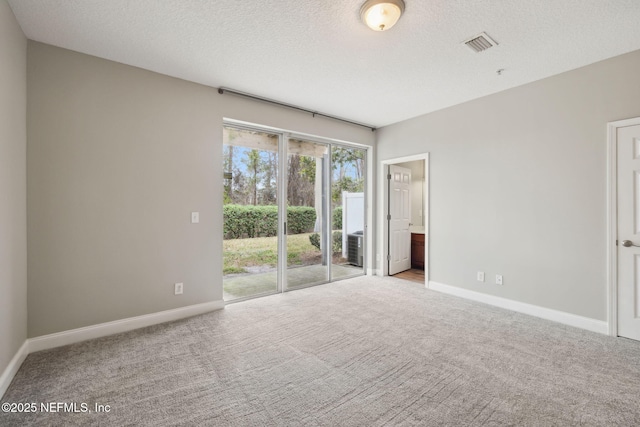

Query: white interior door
left=617, top=123, right=640, bottom=341
left=388, top=165, right=411, bottom=275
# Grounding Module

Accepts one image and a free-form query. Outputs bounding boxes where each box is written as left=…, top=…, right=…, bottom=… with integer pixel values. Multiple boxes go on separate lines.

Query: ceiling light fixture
left=360, top=0, right=405, bottom=32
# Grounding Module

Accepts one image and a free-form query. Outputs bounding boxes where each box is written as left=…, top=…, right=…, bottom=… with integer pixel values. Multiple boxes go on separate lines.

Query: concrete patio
left=223, top=263, right=363, bottom=301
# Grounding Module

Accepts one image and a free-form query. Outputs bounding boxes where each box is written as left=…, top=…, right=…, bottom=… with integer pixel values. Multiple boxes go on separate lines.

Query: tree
left=231, top=168, right=248, bottom=204
left=223, top=144, right=235, bottom=204
left=243, top=149, right=261, bottom=205
left=331, top=147, right=365, bottom=204
left=261, top=151, right=278, bottom=205
left=287, top=154, right=315, bottom=207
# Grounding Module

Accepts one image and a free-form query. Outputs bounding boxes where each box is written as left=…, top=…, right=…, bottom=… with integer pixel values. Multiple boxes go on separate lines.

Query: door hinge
left=387, top=214, right=391, bottom=220
left=387, top=254, right=391, bottom=261
left=387, top=173, right=391, bottom=180
left=616, top=240, right=618, bottom=246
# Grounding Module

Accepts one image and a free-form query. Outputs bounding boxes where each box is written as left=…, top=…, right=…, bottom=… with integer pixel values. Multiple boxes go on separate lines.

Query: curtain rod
left=217, top=87, right=376, bottom=132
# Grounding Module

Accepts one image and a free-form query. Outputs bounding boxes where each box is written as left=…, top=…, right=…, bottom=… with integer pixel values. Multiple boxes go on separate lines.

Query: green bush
left=287, top=206, right=317, bottom=234
left=223, top=205, right=316, bottom=239
left=308, top=233, right=320, bottom=251
left=333, top=206, right=342, bottom=230
left=308, top=231, right=342, bottom=253
left=223, top=205, right=278, bottom=238
left=332, top=231, right=342, bottom=253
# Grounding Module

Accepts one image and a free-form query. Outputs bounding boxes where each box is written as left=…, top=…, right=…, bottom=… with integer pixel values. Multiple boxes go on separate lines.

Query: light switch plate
left=191, top=212, right=199, bottom=223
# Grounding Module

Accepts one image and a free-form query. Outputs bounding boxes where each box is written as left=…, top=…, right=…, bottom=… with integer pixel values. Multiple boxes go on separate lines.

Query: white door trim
left=388, top=164, right=412, bottom=275
left=378, top=153, right=430, bottom=284
left=607, top=116, right=640, bottom=337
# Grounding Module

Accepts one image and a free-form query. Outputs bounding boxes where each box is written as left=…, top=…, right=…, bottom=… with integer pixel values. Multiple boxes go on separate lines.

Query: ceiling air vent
left=463, top=32, right=498, bottom=53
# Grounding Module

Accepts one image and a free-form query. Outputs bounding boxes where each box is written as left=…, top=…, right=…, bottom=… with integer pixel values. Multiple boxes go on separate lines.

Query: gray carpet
left=2, top=275, right=640, bottom=426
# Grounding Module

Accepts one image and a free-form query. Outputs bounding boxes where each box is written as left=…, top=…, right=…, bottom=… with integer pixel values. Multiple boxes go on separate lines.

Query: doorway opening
left=379, top=154, right=429, bottom=285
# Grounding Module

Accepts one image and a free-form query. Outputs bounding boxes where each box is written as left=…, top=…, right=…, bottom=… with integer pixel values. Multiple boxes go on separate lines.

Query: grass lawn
left=223, top=233, right=321, bottom=275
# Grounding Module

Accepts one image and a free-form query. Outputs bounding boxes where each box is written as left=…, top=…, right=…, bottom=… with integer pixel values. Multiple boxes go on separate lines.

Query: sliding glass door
left=286, top=138, right=330, bottom=290
left=331, top=146, right=366, bottom=280
left=222, top=124, right=366, bottom=302
left=222, top=127, right=280, bottom=301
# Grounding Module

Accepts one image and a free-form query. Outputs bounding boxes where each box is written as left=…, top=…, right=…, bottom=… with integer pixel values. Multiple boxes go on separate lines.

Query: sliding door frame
left=222, top=122, right=284, bottom=302
left=223, top=119, right=369, bottom=301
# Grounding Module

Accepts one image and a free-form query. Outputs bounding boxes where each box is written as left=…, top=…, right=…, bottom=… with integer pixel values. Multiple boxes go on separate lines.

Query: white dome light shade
left=360, top=0, right=405, bottom=32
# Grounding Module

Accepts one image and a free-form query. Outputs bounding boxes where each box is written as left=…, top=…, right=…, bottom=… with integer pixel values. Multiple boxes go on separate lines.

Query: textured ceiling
left=8, top=0, right=640, bottom=127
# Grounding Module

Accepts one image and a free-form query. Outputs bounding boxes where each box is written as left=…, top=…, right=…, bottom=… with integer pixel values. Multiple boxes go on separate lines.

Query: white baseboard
left=0, top=341, right=29, bottom=399
left=29, top=300, right=225, bottom=353
left=1, top=300, right=224, bottom=399
left=428, top=281, right=608, bottom=335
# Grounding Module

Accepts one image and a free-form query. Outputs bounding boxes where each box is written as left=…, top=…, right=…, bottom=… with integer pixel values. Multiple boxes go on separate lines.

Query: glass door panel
left=331, top=146, right=366, bottom=280
left=222, top=126, right=280, bottom=301
left=286, top=138, right=329, bottom=289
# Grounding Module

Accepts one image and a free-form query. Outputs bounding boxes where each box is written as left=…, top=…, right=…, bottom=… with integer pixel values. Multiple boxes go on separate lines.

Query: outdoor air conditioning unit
left=347, top=231, right=364, bottom=267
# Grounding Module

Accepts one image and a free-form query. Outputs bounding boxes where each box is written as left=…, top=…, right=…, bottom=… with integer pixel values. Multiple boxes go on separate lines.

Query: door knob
left=621, top=240, right=640, bottom=247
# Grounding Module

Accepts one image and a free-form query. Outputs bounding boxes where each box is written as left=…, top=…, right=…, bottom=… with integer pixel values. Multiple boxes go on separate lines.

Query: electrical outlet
left=477, top=271, right=485, bottom=282
left=174, top=283, right=184, bottom=295
left=496, top=275, right=503, bottom=285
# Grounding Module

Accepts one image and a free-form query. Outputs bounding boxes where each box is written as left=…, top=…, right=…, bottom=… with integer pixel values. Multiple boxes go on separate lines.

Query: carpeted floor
left=2, top=275, right=640, bottom=426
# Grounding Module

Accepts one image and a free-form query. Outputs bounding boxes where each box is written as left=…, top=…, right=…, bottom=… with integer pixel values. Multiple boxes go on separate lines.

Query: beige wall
left=377, top=49, right=640, bottom=321
left=26, top=26, right=639, bottom=337
left=27, top=42, right=374, bottom=337
left=0, top=0, right=27, bottom=375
